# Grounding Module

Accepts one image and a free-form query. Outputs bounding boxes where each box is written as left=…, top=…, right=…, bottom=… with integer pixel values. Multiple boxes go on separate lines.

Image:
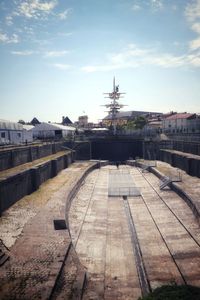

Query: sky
left=0, top=0, right=200, bottom=123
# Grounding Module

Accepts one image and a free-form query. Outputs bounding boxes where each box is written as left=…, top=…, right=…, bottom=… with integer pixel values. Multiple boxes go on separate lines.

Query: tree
left=134, top=116, right=147, bottom=129
left=18, top=119, right=25, bottom=125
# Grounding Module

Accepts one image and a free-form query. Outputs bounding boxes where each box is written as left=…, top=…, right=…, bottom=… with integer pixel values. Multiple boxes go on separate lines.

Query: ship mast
left=103, top=77, right=126, bottom=135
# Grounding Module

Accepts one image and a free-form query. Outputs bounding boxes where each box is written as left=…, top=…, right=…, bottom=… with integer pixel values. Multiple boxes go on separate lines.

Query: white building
left=0, top=119, right=23, bottom=145
left=32, top=122, right=76, bottom=139
left=162, top=113, right=200, bottom=134
left=22, top=124, right=34, bottom=143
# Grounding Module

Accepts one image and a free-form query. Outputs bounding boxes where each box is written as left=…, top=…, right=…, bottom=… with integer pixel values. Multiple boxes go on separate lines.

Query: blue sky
left=0, top=0, right=200, bottom=123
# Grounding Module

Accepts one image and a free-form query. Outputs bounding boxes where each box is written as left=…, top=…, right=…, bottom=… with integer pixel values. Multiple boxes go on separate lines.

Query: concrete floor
left=1, top=161, right=200, bottom=299
left=69, top=165, right=200, bottom=299
left=0, top=161, right=93, bottom=248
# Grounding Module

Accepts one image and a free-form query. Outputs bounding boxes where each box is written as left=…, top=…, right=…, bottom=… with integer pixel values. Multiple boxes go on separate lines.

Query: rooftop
left=165, top=113, right=196, bottom=120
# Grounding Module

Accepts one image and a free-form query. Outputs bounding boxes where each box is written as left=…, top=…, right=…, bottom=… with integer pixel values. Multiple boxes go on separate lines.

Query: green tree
left=18, top=119, right=25, bottom=125
left=134, top=116, right=147, bottom=129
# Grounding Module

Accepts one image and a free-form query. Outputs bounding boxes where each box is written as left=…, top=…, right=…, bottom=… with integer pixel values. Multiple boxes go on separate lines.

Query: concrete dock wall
left=0, top=170, right=33, bottom=213
left=91, top=139, right=143, bottom=161
left=0, top=142, right=64, bottom=171
left=0, top=152, right=73, bottom=216
left=172, top=140, right=200, bottom=156
left=159, top=149, right=200, bottom=178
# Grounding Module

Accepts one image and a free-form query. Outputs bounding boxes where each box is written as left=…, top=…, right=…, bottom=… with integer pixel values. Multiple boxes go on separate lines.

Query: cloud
left=150, top=0, right=163, bottom=11
left=187, top=53, right=200, bottom=66
left=57, top=8, right=72, bottom=20
left=16, top=0, right=57, bottom=19
left=81, top=65, right=120, bottom=73
left=185, top=0, right=200, bottom=22
left=81, top=43, right=200, bottom=72
left=52, top=63, right=71, bottom=70
left=189, top=37, right=200, bottom=50
left=185, top=1, right=200, bottom=51
left=44, top=50, right=69, bottom=57
left=131, top=4, right=141, bottom=11
left=0, top=32, right=19, bottom=44
left=58, top=32, right=73, bottom=37
left=5, top=15, right=13, bottom=26
left=131, top=0, right=164, bottom=12
left=11, top=50, right=35, bottom=55
left=191, top=22, right=200, bottom=34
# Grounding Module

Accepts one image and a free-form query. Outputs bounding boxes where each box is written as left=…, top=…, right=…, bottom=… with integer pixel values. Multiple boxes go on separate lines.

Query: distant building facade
left=22, top=125, right=34, bottom=143
left=32, top=122, right=75, bottom=139
left=0, top=119, right=23, bottom=145
left=103, top=110, right=162, bottom=127
left=162, top=113, right=200, bottom=134
left=78, top=115, right=88, bottom=127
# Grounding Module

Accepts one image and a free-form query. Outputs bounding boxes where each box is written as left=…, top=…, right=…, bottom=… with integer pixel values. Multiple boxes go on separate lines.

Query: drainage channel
left=123, top=195, right=151, bottom=297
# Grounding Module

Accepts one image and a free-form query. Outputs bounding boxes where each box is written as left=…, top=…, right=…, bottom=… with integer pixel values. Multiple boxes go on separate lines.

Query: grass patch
left=138, top=285, right=200, bottom=300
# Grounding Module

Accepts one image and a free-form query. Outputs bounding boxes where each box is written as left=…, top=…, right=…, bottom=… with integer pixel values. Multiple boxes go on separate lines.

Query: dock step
left=142, top=165, right=150, bottom=173
left=160, top=177, right=172, bottom=190
left=0, top=250, right=9, bottom=266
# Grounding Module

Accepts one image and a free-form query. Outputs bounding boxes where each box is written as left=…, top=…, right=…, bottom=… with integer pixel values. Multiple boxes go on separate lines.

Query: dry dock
left=69, top=165, right=200, bottom=299
left=1, top=162, right=200, bottom=299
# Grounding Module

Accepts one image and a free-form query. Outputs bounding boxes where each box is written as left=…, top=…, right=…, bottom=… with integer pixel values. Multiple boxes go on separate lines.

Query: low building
left=22, top=125, right=34, bottom=143
left=162, top=113, right=200, bottom=134
left=78, top=115, right=88, bottom=127
left=0, top=119, right=23, bottom=145
left=32, top=122, right=76, bottom=139
left=102, top=110, right=162, bottom=127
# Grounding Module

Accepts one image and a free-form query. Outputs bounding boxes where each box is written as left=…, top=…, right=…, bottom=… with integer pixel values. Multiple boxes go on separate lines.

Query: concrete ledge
left=149, top=167, right=200, bottom=224
left=0, top=152, right=73, bottom=216
left=159, top=149, right=200, bottom=178
left=0, top=142, right=65, bottom=172
left=127, top=160, right=200, bottom=225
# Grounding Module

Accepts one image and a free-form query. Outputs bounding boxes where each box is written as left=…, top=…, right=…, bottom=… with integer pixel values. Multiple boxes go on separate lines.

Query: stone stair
left=0, top=249, right=9, bottom=267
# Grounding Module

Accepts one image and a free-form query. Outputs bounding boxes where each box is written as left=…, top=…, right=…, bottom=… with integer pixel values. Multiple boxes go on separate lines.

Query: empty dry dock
left=1, top=161, right=200, bottom=299
left=69, top=165, right=200, bottom=300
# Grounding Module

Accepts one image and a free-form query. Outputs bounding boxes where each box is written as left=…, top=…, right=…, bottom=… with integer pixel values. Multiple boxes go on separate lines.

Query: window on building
left=1, top=132, right=6, bottom=138
left=17, top=132, right=21, bottom=137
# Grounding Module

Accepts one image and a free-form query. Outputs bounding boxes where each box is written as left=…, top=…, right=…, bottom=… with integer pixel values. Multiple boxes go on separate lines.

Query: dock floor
left=69, top=165, right=200, bottom=299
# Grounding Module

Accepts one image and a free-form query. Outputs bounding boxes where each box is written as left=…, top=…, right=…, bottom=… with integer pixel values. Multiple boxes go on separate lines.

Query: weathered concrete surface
left=0, top=142, right=65, bottom=171
left=0, top=151, right=72, bottom=215
left=0, top=150, right=69, bottom=180
left=152, top=161, right=200, bottom=224
left=159, top=149, right=200, bottom=178
left=69, top=165, right=200, bottom=299
left=1, top=161, right=200, bottom=299
left=69, top=167, right=141, bottom=300
left=0, top=162, right=96, bottom=300
left=130, top=167, right=200, bottom=287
